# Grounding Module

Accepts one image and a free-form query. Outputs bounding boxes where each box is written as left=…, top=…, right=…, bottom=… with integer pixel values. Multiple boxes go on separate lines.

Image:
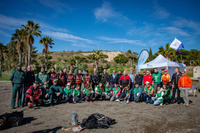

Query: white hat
left=145, top=81, right=150, bottom=84
left=67, top=83, right=71, bottom=86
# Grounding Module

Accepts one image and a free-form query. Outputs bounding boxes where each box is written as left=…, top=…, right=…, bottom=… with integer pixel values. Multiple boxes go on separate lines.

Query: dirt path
left=0, top=82, right=200, bottom=133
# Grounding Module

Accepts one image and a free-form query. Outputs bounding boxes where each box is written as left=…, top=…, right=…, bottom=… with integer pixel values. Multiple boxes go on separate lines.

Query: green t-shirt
left=95, top=86, right=102, bottom=94
left=144, top=86, right=153, bottom=93
left=64, top=87, right=72, bottom=96
left=73, top=89, right=80, bottom=97
left=83, top=88, right=91, bottom=97
left=152, top=73, right=162, bottom=83
left=133, top=87, right=141, bottom=97
left=104, top=85, right=111, bottom=94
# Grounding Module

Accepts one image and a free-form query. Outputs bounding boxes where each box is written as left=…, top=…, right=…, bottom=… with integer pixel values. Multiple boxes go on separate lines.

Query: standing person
left=129, top=69, right=135, bottom=91
left=143, top=81, right=154, bottom=104
left=143, top=71, right=153, bottom=86
left=109, top=70, right=117, bottom=90
left=90, top=68, right=100, bottom=90
left=57, top=70, right=66, bottom=89
left=119, top=71, right=131, bottom=90
left=63, top=69, right=67, bottom=75
left=116, top=70, right=122, bottom=85
left=25, top=82, right=42, bottom=108
left=22, top=65, right=35, bottom=107
left=49, top=80, right=63, bottom=106
left=152, top=68, right=162, bottom=95
left=36, top=67, right=49, bottom=86
left=66, top=70, right=75, bottom=88
left=178, top=71, right=193, bottom=107
left=75, top=69, right=83, bottom=90
left=171, top=67, right=182, bottom=104
left=83, top=70, right=91, bottom=87
left=9, top=64, right=25, bottom=109
left=161, top=69, right=171, bottom=85
left=135, top=72, right=143, bottom=89
left=101, top=69, right=110, bottom=85
left=48, top=67, right=57, bottom=87
left=161, top=68, right=165, bottom=75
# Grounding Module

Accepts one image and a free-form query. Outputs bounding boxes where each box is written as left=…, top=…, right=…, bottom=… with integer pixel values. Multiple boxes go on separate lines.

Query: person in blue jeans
left=143, top=81, right=154, bottom=104
left=152, top=85, right=164, bottom=106
left=129, top=69, right=135, bottom=92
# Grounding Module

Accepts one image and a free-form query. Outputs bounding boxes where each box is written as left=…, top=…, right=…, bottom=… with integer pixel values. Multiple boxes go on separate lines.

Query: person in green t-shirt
left=102, top=81, right=112, bottom=100
left=94, top=82, right=104, bottom=101
left=151, top=85, right=164, bottom=106
left=152, top=68, right=162, bottom=95
left=63, top=83, right=73, bottom=103
left=73, top=84, right=83, bottom=103
left=162, top=84, right=172, bottom=105
left=83, top=84, right=94, bottom=102
left=120, top=86, right=131, bottom=104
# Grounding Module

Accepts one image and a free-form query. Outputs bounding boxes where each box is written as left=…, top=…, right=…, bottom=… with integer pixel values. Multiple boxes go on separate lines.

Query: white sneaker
left=115, top=99, right=120, bottom=102
left=126, top=101, right=130, bottom=104
left=160, top=103, right=163, bottom=106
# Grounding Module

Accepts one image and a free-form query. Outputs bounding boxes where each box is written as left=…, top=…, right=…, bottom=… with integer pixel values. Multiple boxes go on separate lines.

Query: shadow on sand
left=32, top=126, right=62, bottom=133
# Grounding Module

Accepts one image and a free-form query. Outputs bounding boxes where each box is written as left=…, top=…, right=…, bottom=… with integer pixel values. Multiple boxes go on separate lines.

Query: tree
left=113, top=54, right=129, bottom=65
left=0, top=43, right=6, bottom=77
left=11, top=29, right=26, bottom=64
left=67, top=58, right=76, bottom=70
left=88, top=50, right=108, bottom=69
left=155, top=43, right=176, bottom=60
left=39, top=37, right=54, bottom=70
left=127, top=49, right=132, bottom=54
left=22, top=20, right=41, bottom=65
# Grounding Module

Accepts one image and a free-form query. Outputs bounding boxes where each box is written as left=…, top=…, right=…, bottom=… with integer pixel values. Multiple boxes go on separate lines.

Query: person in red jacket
left=119, top=71, right=131, bottom=90
left=178, top=71, right=193, bottom=107
left=25, top=82, right=42, bottom=108
left=143, top=71, right=153, bottom=86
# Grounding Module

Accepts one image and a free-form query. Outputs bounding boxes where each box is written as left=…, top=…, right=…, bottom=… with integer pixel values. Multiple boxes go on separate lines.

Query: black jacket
left=90, top=72, right=100, bottom=84
left=171, top=72, right=182, bottom=87
left=116, top=74, right=122, bottom=84
left=101, top=73, right=110, bottom=84
left=109, top=74, right=117, bottom=84
left=24, top=70, right=35, bottom=86
left=135, top=74, right=144, bottom=86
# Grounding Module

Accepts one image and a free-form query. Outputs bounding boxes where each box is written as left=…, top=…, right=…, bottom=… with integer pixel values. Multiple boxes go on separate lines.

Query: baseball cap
left=67, top=83, right=71, bottom=86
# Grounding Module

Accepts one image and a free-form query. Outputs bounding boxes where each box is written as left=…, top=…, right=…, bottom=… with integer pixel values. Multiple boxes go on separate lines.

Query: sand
left=0, top=82, right=200, bottom=133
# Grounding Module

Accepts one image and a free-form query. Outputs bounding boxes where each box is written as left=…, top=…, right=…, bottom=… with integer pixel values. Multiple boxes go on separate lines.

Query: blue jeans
left=21, top=86, right=30, bottom=106
left=110, top=84, right=114, bottom=91
left=152, top=97, right=162, bottom=106
left=143, top=93, right=153, bottom=104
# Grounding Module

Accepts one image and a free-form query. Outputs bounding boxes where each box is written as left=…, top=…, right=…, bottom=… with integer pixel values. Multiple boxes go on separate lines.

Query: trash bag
left=0, top=111, right=23, bottom=130
left=81, top=113, right=116, bottom=129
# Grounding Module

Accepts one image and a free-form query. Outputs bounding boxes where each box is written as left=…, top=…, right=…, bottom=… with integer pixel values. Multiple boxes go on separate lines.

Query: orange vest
left=84, top=75, right=90, bottom=83
left=162, top=74, right=170, bottom=84
left=76, top=75, right=82, bottom=84
left=67, top=75, right=74, bottom=84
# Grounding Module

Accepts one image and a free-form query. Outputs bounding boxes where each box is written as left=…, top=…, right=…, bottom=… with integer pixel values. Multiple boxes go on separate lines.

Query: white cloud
left=151, top=1, right=170, bottom=19
left=0, top=30, right=10, bottom=37
left=172, top=17, right=200, bottom=35
left=98, top=36, right=147, bottom=46
left=160, top=27, right=189, bottom=37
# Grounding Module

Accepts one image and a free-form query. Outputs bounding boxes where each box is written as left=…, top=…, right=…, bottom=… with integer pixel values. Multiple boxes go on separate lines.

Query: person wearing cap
left=83, top=70, right=91, bottom=87
left=143, top=81, right=154, bottom=104
left=63, top=83, right=73, bottom=103
left=48, top=67, right=57, bottom=87
left=9, top=64, right=25, bottom=109
left=49, top=79, right=63, bottom=105
left=132, top=82, right=142, bottom=102
left=25, top=82, right=42, bottom=108
left=143, top=71, right=153, bottom=86
left=171, top=67, right=182, bottom=104
left=161, top=69, right=171, bottom=85
left=75, top=69, right=83, bottom=90
left=40, top=82, right=50, bottom=103
left=178, top=71, right=193, bottom=107
left=22, top=65, right=35, bottom=107
left=152, top=68, right=162, bottom=95
left=57, top=69, right=66, bottom=89
left=36, top=67, right=49, bottom=86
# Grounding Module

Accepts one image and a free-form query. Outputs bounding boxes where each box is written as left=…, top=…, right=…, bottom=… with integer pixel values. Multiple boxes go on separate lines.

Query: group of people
left=9, top=64, right=193, bottom=109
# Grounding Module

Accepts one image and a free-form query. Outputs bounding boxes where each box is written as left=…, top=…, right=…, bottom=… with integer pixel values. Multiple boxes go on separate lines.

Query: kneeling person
left=73, top=85, right=83, bottom=103
left=152, top=85, right=164, bottom=106
left=102, top=81, right=112, bottom=100
left=132, top=83, right=142, bottom=102
left=94, top=82, right=104, bottom=101
left=143, top=81, right=154, bottom=104
left=25, top=82, right=42, bottom=108
left=110, top=83, right=121, bottom=102
left=40, top=82, right=50, bottom=103
left=49, top=80, right=63, bottom=105
left=83, top=84, right=94, bottom=102
left=63, top=83, right=73, bottom=103
left=119, top=87, right=131, bottom=103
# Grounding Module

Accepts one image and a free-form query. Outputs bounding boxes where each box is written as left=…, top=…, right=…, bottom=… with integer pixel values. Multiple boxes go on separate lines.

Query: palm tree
left=157, top=43, right=176, bottom=60
left=11, top=29, right=26, bottom=64
left=22, top=20, right=41, bottom=65
left=39, top=37, right=54, bottom=70
left=88, top=50, right=108, bottom=69
left=0, top=43, right=6, bottom=77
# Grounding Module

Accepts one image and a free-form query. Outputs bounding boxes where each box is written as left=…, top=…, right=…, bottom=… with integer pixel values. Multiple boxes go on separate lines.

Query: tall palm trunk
left=18, top=49, right=22, bottom=65
left=45, top=53, right=48, bottom=70
left=25, top=54, right=28, bottom=70
left=28, top=43, right=31, bottom=65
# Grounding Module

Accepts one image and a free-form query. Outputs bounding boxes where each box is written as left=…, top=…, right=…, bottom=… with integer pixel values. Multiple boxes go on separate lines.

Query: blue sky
left=0, top=0, right=200, bottom=54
